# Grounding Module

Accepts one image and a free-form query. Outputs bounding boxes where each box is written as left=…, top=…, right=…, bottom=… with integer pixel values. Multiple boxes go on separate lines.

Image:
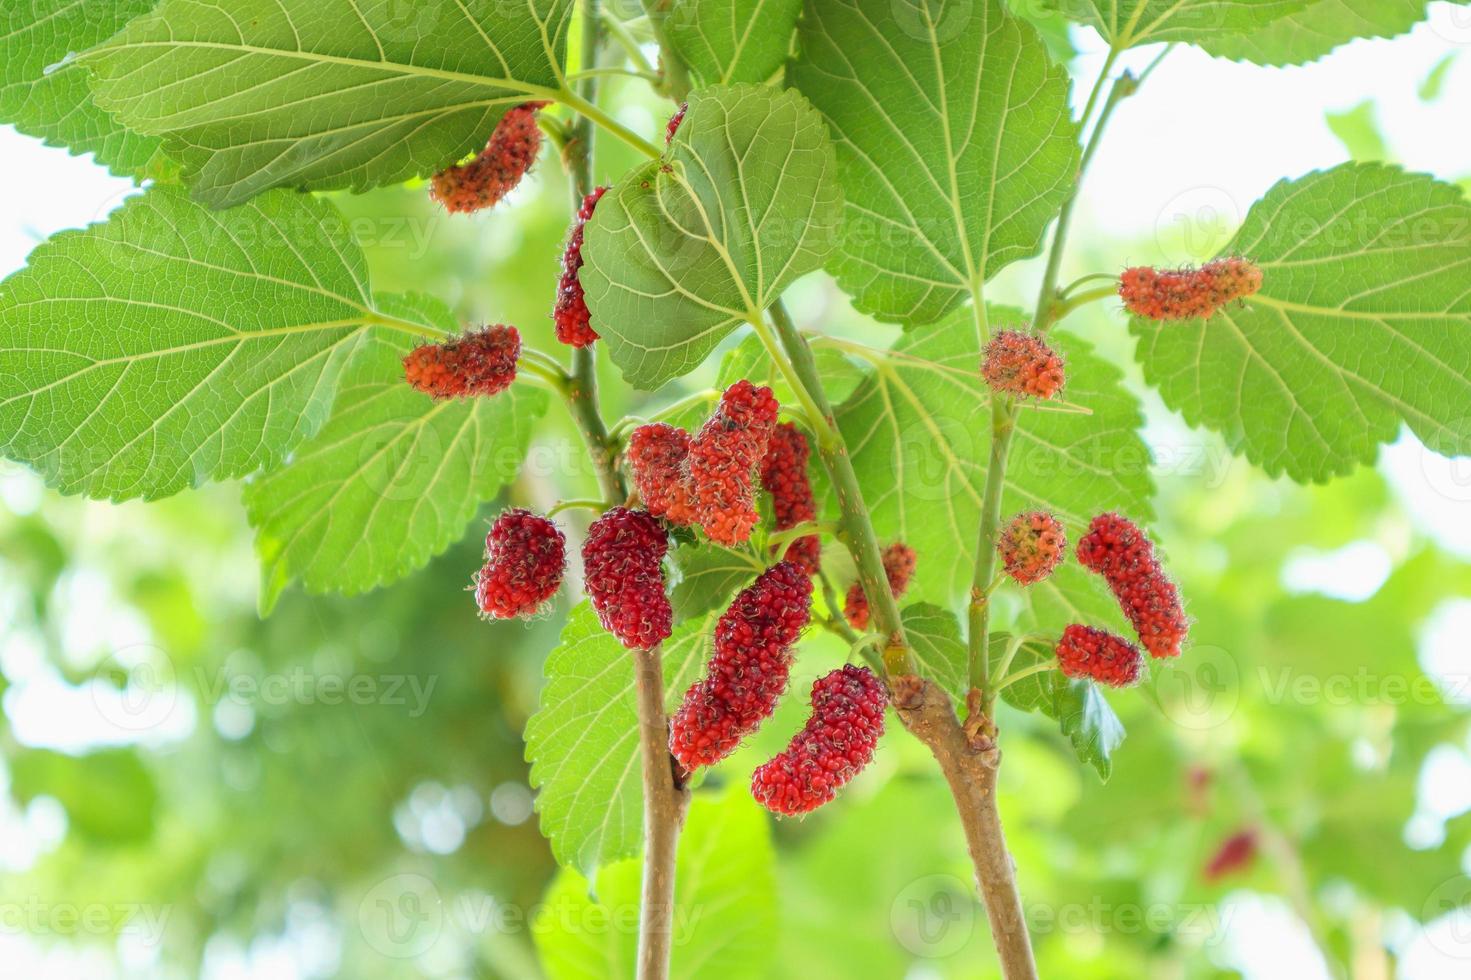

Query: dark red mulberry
left=982, top=330, right=1065, bottom=400
left=750, top=664, right=886, bottom=816
left=1120, top=257, right=1262, bottom=321
left=1076, top=513, right=1189, bottom=659
left=1204, top=829, right=1258, bottom=881
left=474, top=509, right=565, bottom=618
left=665, top=103, right=688, bottom=144
left=1055, top=624, right=1143, bottom=688
left=430, top=102, right=547, bottom=214
left=844, top=542, right=917, bottom=631
left=669, top=561, right=813, bottom=770
left=687, top=380, right=779, bottom=546
left=627, top=423, right=696, bottom=525
left=403, top=325, right=519, bottom=399
left=582, top=507, right=671, bottom=650
left=760, top=422, right=821, bottom=574
left=553, top=185, right=608, bottom=347
left=997, top=511, right=1066, bottom=586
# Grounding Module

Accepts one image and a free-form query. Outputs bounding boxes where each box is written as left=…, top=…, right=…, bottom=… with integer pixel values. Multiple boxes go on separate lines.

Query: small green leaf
left=525, top=604, right=714, bottom=876
left=84, top=0, right=573, bottom=207
left=1042, top=0, right=1308, bottom=48
left=1201, top=0, right=1467, bottom=67
left=1325, top=101, right=1388, bottom=162
left=667, top=0, right=803, bottom=87
left=0, top=0, right=170, bottom=178
left=0, top=186, right=405, bottom=501
left=244, top=295, right=547, bottom=612
left=533, top=788, right=777, bottom=979
left=670, top=542, right=765, bottom=622
left=789, top=0, right=1080, bottom=324
left=1132, top=163, right=1471, bottom=483
left=900, top=603, right=969, bottom=701
left=580, top=84, right=841, bottom=388
left=9, top=748, right=158, bottom=844
left=994, top=633, right=1124, bottom=779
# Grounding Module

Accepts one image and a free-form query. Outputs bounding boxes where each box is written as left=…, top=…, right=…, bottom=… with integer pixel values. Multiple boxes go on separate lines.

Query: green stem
left=1051, top=283, right=1119, bottom=321
left=638, top=0, right=693, bottom=102
left=569, top=66, right=663, bottom=85
left=766, top=520, right=839, bottom=554
left=968, top=397, right=1017, bottom=693
left=601, top=8, right=658, bottom=77
left=558, top=86, right=662, bottom=159
left=993, top=661, right=1056, bottom=694
left=547, top=498, right=609, bottom=517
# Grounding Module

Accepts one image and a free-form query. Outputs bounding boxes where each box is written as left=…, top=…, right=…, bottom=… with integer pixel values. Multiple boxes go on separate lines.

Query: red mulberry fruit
left=474, top=509, right=565, bottom=618
left=403, top=325, right=519, bottom=399
left=1120, top=257, right=1262, bottom=322
left=997, top=511, right=1066, bottom=586
left=687, top=380, right=779, bottom=546
left=760, top=423, right=821, bottom=574
left=665, top=103, right=688, bottom=144
left=582, top=507, right=672, bottom=650
left=1204, top=829, right=1258, bottom=881
left=844, top=542, right=917, bottom=631
left=981, top=330, right=1065, bottom=400
left=553, top=185, right=608, bottom=347
left=430, top=102, right=547, bottom=214
left=1055, top=624, right=1143, bottom=688
left=669, top=561, right=813, bottom=770
left=627, top=423, right=696, bottom=524
left=751, top=664, right=886, bottom=816
left=1076, top=513, right=1189, bottom=659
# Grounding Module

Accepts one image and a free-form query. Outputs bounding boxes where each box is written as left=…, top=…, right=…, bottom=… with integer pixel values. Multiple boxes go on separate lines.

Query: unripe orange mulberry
left=1120, top=257, right=1262, bottom=321
left=403, top=325, right=519, bottom=399
left=982, top=330, right=1065, bottom=400
left=997, top=511, right=1066, bottom=585
left=844, top=543, right=917, bottom=630
left=430, top=102, right=547, bottom=214
left=687, top=381, right=779, bottom=546
left=627, top=423, right=696, bottom=525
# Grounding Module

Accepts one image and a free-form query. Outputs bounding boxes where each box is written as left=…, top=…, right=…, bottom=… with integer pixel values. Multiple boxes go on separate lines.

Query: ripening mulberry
left=474, top=509, right=565, bottom=619
left=997, top=511, right=1066, bottom=586
left=626, top=423, right=696, bottom=524
left=844, top=543, right=917, bottom=631
left=553, top=185, right=608, bottom=347
left=669, top=561, right=813, bottom=770
left=1204, top=829, right=1258, bottom=881
left=687, top=380, right=779, bottom=546
left=430, top=102, right=547, bottom=214
left=1119, top=257, right=1263, bottom=321
left=582, top=507, right=672, bottom=650
left=750, top=664, right=886, bottom=816
left=1055, top=624, right=1143, bottom=688
left=760, top=423, right=821, bottom=574
left=403, top=325, right=520, bottom=399
left=665, top=103, right=688, bottom=144
left=1076, top=513, right=1189, bottom=659
left=982, top=330, right=1065, bottom=400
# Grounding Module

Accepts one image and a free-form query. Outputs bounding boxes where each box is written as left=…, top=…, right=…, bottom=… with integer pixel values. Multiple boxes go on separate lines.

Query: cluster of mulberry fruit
left=430, top=102, right=547, bottom=214
left=750, top=664, right=887, bottom=816
left=474, top=509, right=565, bottom=619
left=553, top=185, right=608, bottom=347
left=844, top=542, right=916, bottom=631
left=997, top=511, right=1065, bottom=586
left=582, top=507, right=672, bottom=650
left=1119, top=257, right=1263, bottom=321
left=403, top=325, right=520, bottom=399
left=981, top=330, right=1065, bottom=400
left=1076, top=513, right=1189, bottom=659
left=759, top=423, right=821, bottom=574
left=669, top=561, right=813, bottom=770
left=1054, top=624, right=1143, bottom=688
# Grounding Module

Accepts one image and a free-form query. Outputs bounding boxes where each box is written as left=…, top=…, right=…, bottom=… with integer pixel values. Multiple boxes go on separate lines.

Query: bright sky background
left=1, top=7, right=1470, bottom=979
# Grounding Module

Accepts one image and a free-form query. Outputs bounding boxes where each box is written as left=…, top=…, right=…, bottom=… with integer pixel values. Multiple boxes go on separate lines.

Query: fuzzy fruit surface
left=474, top=509, right=565, bottom=619
left=669, top=561, right=813, bottom=770
left=844, top=542, right=917, bottom=630
left=982, top=330, right=1065, bottom=400
left=403, top=325, right=520, bottom=399
left=997, top=511, right=1066, bottom=586
left=553, top=186, right=608, bottom=347
left=687, top=381, right=779, bottom=546
left=430, top=102, right=547, bottom=214
left=582, top=507, right=671, bottom=650
left=1055, top=624, right=1143, bottom=687
left=627, top=422, right=696, bottom=524
left=760, top=423, right=821, bottom=574
left=665, top=103, right=688, bottom=144
left=1076, top=513, right=1189, bottom=658
left=751, top=664, right=887, bottom=816
left=1120, top=257, right=1262, bottom=321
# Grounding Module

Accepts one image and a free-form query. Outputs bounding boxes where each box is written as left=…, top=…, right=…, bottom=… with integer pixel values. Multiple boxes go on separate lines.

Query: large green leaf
left=788, top=0, right=1080, bottom=325
left=0, top=0, right=169, bottom=178
left=669, top=542, right=765, bottom=622
left=666, top=0, right=802, bottom=87
left=533, top=789, right=777, bottom=979
left=900, top=603, right=969, bottom=700
left=1041, top=0, right=1308, bottom=47
left=244, top=296, right=547, bottom=612
left=994, top=634, right=1124, bottom=779
left=84, top=0, right=572, bottom=207
left=1201, top=0, right=1468, bottom=66
left=1132, top=163, right=1471, bottom=483
left=525, top=604, right=714, bottom=876
left=834, top=306, right=1154, bottom=613
left=0, top=186, right=427, bottom=501
left=580, top=84, right=841, bottom=388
